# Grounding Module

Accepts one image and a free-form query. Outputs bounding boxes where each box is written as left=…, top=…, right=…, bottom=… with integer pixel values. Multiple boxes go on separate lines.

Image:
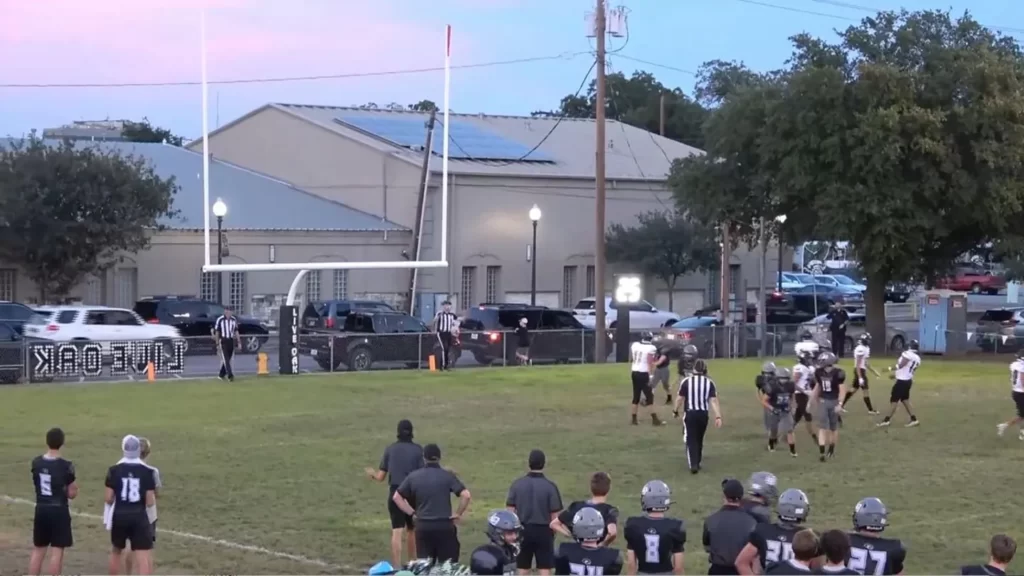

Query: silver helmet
left=761, top=361, right=777, bottom=375
left=747, top=471, right=779, bottom=502
left=640, top=480, right=671, bottom=512
left=776, top=488, right=809, bottom=523
left=571, top=507, right=606, bottom=542
left=853, top=497, right=889, bottom=532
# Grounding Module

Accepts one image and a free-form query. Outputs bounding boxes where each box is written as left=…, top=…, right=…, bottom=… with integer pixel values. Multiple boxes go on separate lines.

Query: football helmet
left=858, top=333, right=872, bottom=345
left=571, top=507, right=606, bottom=543
left=640, top=331, right=653, bottom=343
left=640, top=480, right=672, bottom=512
left=485, top=509, right=522, bottom=559
left=817, top=351, right=838, bottom=368
left=746, top=471, right=779, bottom=502
left=776, top=488, right=810, bottom=523
left=761, top=361, right=777, bottom=375
left=853, top=497, right=889, bottom=532
left=908, top=339, right=919, bottom=351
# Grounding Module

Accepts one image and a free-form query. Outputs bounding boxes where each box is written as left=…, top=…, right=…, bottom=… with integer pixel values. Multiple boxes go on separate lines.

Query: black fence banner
left=29, top=340, right=187, bottom=382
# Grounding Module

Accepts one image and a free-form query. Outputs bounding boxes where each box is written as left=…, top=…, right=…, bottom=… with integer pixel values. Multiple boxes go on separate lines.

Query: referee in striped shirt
left=431, top=300, right=458, bottom=370
left=672, top=359, right=722, bottom=474
left=214, top=307, right=241, bottom=381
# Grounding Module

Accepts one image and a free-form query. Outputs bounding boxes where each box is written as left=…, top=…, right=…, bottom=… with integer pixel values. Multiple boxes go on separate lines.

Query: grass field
left=0, top=359, right=1022, bottom=575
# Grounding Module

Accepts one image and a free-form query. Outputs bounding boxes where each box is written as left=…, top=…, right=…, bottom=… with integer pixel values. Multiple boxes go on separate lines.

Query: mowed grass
left=0, top=360, right=1022, bottom=574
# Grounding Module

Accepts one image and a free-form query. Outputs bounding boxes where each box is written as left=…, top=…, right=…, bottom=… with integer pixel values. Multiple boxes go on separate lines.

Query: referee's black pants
left=218, top=338, right=235, bottom=380
left=436, top=332, right=453, bottom=369
left=683, top=411, right=709, bottom=471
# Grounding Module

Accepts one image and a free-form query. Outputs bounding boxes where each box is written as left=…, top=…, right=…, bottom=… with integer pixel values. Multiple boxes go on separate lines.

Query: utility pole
left=659, top=93, right=666, bottom=136
left=594, top=0, right=609, bottom=363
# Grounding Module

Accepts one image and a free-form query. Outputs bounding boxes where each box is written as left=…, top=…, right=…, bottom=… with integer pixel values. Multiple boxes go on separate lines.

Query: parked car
left=885, top=283, right=913, bottom=303
left=934, top=265, right=1005, bottom=294
left=301, top=299, right=397, bottom=332
left=777, top=273, right=807, bottom=290
left=765, top=290, right=834, bottom=325
left=800, top=312, right=907, bottom=353
left=306, top=311, right=455, bottom=371
left=134, top=296, right=269, bottom=354
left=789, top=273, right=834, bottom=286
left=785, top=285, right=864, bottom=309
left=823, top=274, right=867, bottom=292
left=657, top=316, right=786, bottom=358
left=573, top=297, right=680, bottom=329
left=692, top=304, right=758, bottom=324
left=460, top=304, right=604, bottom=365
left=0, top=301, right=40, bottom=335
left=975, top=307, right=1024, bottom=352
left=0, top=323, right=24, bottom=383
left=25, top=306, right=181, bottom=353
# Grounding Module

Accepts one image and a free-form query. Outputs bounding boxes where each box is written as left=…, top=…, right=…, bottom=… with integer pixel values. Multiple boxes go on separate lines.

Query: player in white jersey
left=794, top=331, right=820, bottom=358
left=842, top=333, right=881, bottom=414
left=791, top=350, right=818, bottom=441
left=629, top=332, right=665, bottom=426
left=996, top=350, right=1024, bottom=440
left=877, top=339, right=921, bottom=428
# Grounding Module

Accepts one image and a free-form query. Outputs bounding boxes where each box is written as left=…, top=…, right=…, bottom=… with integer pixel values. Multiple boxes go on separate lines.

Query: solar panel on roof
left=333, top=114, right=553, bottom=162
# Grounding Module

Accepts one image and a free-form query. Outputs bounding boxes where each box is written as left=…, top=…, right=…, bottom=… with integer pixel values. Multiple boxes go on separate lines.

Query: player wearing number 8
left=624, top=480, right=685, bottom=575
left=104, top=435, right=158, bottom=575
left=846, top=498, right=907, bottom=575
left=734, top=488, right=810, bottom=575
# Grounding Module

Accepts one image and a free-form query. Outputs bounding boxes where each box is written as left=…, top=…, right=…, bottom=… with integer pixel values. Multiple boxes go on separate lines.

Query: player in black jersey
left=678, top=344, right=698, bottom=378
left=104, top=435, right=158, bottom=575
left=551, top=472, right=619, bottom=547
left=555, top=507, right=623, bottom=575
left=846, top=498, right=906, bottom=575
left=811, top=352, right=846, bottom=462
left=761, top=367, right=798, bottom=456
left=29, top=427, right=78, bottom=576
left=469, top=509, right=521, bottom=575
left=740, top=471, right=776, bottom=525
left=735, top=488, right=809, bottom=574
left=813, top=530, right=861, bottom=575
left=624, top=480, right=685, bottom=575
left=764, top=529, right=818, bottom=575
left=756, top=362, right=777, bottom=446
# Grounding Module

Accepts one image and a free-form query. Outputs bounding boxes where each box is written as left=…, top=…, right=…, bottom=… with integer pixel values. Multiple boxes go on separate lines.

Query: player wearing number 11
left=104, top=435, right=158, bottom=575
left=624, top=480, right=685, bottom=575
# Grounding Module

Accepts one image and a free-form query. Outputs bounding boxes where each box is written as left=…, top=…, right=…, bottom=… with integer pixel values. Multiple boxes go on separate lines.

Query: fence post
left=329, top=336, right=335, bottom=372
left=580, top=329, right=585, bottom=363
left=418, top=333, right=422, bottom=369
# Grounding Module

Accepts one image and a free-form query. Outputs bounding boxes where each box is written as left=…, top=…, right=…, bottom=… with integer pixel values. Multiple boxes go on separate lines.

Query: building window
left=84, top=275, right=103, bottom=305
left=333, top=270, right=348, bottom=299
left=0, top=269, right=14, bottom=301
left=200, top=272, right=218, bottom=302
left=562, top=266, right=578, bottom=308
left=485, top=266, right=500, bottom=303
left=461, top=266, right=476, bottom=307
left=305, top=271, right=321, bottom=303
left=114, top=268, right=137, bottom=308
left=586, top=265, right=595, bottom=298
left=229, top=272, right=246, bottom=313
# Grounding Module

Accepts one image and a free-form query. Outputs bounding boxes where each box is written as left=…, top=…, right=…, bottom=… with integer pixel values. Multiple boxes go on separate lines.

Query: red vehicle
left=934, top=266, right=1005, bottom=295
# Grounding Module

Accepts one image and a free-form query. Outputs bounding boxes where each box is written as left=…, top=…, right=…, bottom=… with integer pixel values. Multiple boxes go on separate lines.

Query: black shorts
left=33, top=507, right=72, bottom=549
left=853, top=372, right=869, bottom=390
left=111, top=514, right=154, bottom=551
left=516, top=524, right=555, bottom=569
left=793, top=394, right=812, bottom=422
left=890, top=379, right=913, bottom=403
left=415, top=520, right=460, bottom=563
left=1014, top=391, right=1024, bottom=418
left=631, top=371, right=653, bottom=405
left=388, top=486, right=414, bottom=530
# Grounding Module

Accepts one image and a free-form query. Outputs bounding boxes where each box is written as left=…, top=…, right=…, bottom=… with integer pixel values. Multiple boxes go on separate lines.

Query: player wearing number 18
left=105, top=435, right=158, bottom=575
left=554, top=507, right=623, bottom=575
left=734, top=488, right=810, bottom=575
left=29, top=427, right=78, bottom=576
left=624, top=480, right=685, bottom=575
left=846, top=498, right=906, bottom=576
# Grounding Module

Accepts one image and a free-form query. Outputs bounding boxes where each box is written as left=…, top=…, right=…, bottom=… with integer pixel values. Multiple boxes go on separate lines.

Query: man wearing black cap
left=703, top=479, right=759, bottom=575
left=432, top=300, right=459, bottom=370
left=506, top=449, right=563, bottom=575
left=393, top=443, right=472, bottom=563
left=366, top=420, right=424, bottom=568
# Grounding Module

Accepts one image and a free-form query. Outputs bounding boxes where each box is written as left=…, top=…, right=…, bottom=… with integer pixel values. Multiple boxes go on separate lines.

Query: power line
left=615, top=54, right=696, bottom=76
left=734, top=0, right=855, bottom=21
left=809, top=0, right=1024, bottom=35
left=0, top=52, right=591, bottom=89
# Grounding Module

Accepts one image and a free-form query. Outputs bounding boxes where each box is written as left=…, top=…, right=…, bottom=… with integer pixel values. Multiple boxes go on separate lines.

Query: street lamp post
left=529, top=204, right=542, bottom=306
left=212, top=198, right=228, bottom=305
left=775, top=214, right=788, bottom=289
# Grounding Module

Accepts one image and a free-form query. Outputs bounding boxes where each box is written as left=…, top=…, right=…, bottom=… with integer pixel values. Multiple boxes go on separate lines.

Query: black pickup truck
left=305, top=311, right=459, bottom=371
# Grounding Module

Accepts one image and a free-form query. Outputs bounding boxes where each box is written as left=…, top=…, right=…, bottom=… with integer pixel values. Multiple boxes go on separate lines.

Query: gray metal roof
left=245, top=104, right=703, bottom=181
left=0, top=139, right=404, bottom=232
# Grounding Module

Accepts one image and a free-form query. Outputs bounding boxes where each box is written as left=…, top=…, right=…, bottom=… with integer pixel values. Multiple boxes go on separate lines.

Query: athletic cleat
left=791, top=451, right=798, bottom=458
left=876, top=420, right=890, bottom=428
left=997, top=423, right=1008, bottom=436
left=819, top=455, right=826, bottom=463
left=867, top=410, right=880, bottom=415
left=905, top=420, right=920, bottom=428
left=1018, top=429, right=1024, bottom=441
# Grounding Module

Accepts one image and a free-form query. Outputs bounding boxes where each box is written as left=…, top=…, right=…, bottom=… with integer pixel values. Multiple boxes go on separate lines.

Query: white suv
left=573, top=297, right=680, bottom=330
left=24, top=306, right=181, bottom=350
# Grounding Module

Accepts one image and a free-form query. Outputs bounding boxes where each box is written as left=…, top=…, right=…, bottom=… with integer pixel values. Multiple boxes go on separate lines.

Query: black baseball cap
left=528, top=449, right=545, bottom=471
left=424, top=443, right=442, bottom=461
left=722, top=478, right=744, bottom=501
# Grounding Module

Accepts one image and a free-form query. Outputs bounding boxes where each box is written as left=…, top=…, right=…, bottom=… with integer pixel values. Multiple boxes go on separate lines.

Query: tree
left=534, top=71, right=708, bottom=150
left=761, top=9, right=1024, bottom=343
left=605, top=210, right=719, bottom=311
left=121, top=118, right=184, bottom=146
left=0, top=136, right=179, bottom=301
left=408, top=100, right=438, bottom=112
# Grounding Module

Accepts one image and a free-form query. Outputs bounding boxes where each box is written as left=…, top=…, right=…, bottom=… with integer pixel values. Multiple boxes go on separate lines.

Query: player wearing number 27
left=104, top=435, right=158, bottom=575
left=846, top=497, right=906, bottom=576
left=624, top=480, right=685, bottom=575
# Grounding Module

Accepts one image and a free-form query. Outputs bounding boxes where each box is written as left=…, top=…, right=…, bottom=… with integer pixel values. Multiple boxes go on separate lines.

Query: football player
left=794, top=331, right=820, bottom=358
left=792, top=351, right=818, bottom=440
left=843, top=334, right=880, bottom=414
left=765, top=529, right=819, bottom=575
left=470, top=510, right=522, bottom=575
left=650, top=341, right=673, bottom=405
left=29, top=427, right=78, bottom=576
left=846, top=498, right=906, bottom=575
left=741, top=471, right=777, bottom=525
left=996, top=350, right=1024, bottom=440
left=812, top=352, right=846, bottom=462
left=756, top=362, right=777, bottom=449
left=877, top=340, right=921, bottom=428
left=734, top=488, right=811, bottom=575
left=624, top=480, right=685, bottom=575
left=762, top=368, right=798, bottom=456
left=554, top=508, right=623, bottom=575
left=678, top=343, right=699, bottom=378
left=629, top=332, right=665, bottom=426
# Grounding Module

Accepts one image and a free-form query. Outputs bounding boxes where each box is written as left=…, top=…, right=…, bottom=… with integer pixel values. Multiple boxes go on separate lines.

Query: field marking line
left=1, top=495, right=350, bottom=571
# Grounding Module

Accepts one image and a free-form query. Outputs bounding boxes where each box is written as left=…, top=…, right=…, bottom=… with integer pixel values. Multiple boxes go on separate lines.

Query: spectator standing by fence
left=514, top=317, right=532, bottom=365
left=506, top=449, right=562, bottom=575
left=826, top=304, right=850, bottom=358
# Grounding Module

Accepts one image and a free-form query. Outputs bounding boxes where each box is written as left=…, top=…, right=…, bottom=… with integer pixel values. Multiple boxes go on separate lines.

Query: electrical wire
left=0, top=51, right=592, bottom=89
left=809, top=0, right=1024, bottom=36
left=734, top=0, right=855, bottom=21
left=614, top=55, right=696, bottom=76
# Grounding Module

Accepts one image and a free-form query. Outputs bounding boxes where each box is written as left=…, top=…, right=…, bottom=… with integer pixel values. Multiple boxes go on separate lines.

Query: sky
left=1, top=0, right=1021, bottom=140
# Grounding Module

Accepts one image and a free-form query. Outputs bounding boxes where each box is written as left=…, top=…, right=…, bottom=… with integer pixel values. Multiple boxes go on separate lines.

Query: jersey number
left=644, top=533, right=661, bottom=563
left=766, top=540, right=793, bottom=564
left=569, top=563, right=603, bottom=576
left=848, top=547, right=888, bottom=575
left=39, top=473, right=52, bottom=496
left=120, top=478, right=141, bottom=503
left=632, top=350, right=648, bottom=365
left=821, top=379, right=833, bottom=393
left=909, top=361, right=919, bottom=374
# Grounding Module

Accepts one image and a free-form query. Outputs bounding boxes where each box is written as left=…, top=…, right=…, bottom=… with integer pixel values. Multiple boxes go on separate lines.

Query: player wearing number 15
left=846, top=498, right=906, bottom=576
left=29, top=427, right=78, bottom=576
left=624, top=480, right=685, bottom=575
left=104, top=435, right=158, bottom=575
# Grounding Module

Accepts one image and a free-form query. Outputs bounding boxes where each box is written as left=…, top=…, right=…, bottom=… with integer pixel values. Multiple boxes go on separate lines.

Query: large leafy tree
left=121, top=118, right=184, bottom=146
left=0, top=136, right=179, bottom=301
left=764, top=9, right=1024, bottom=342
left=606, top=210, right=719, bottom=311
left=534, top=71, right=708, bottom=150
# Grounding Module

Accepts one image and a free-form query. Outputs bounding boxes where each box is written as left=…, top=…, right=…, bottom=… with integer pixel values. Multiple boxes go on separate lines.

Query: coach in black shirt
left=367, top=419, right=424, bottom=567
left=961, top=534, right=1016, bottom=575
left=703, top=479, right=758, bottom=575
left=432, top=300, right=459, bottom=370
left=507, top=449, right=563, bottom=575
left=393, top=443, right=471, bottom=563
left=826, top=304, right=850, bottom=358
